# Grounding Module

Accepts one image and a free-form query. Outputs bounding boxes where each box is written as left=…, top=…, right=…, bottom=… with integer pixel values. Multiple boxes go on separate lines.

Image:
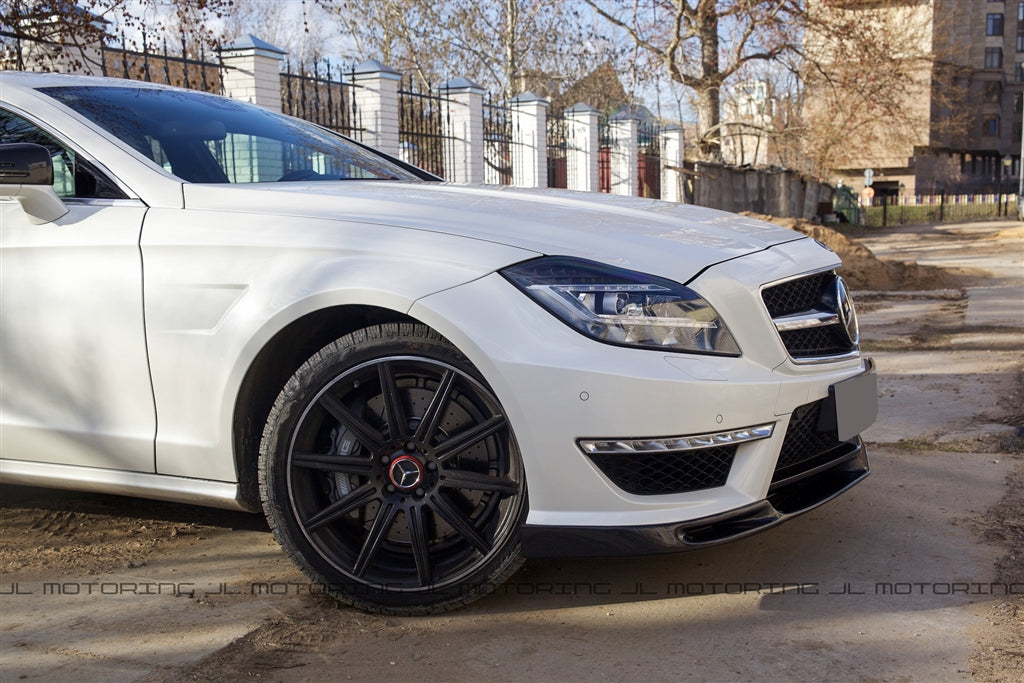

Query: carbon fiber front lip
left=520, top=441, right=869, bottom=558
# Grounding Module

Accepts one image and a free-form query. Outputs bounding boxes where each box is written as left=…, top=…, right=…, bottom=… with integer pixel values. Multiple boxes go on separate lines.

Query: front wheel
left=258, top=323, right=527, bottom=614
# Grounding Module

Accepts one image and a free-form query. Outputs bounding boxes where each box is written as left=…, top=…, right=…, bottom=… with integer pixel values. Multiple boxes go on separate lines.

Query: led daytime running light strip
left=578, top=423, right=775, bottom=455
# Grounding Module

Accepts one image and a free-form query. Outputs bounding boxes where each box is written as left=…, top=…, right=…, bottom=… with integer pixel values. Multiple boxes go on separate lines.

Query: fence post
left=564, top=103, right=600, bottom=193
left=352, top=59, right=402, bottom=157
left=659, top=125, right=685, bottom=203
left=608, top=112, right=639, bottom=196
left=438, top=78, right=485, bottom=184
left=219, top=34, right=286, bottom=111
left=510, top=92, right=549, bottom=189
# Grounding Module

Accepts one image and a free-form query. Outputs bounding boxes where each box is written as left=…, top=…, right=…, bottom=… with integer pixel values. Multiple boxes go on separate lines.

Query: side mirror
left=0, top=142, right=69, bottom=224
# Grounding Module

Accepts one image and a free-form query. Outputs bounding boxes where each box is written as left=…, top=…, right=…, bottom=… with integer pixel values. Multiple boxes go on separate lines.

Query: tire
left=258, top=323, right=527, bottom=614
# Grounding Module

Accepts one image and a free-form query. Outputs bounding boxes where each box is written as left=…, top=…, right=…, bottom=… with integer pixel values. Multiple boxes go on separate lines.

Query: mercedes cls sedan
left=0, top=72, right=876, bottom=613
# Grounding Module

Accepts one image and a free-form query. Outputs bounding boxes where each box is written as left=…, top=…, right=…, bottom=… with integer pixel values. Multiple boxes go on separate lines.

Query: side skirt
left=0, top=459, right=251, bottom=511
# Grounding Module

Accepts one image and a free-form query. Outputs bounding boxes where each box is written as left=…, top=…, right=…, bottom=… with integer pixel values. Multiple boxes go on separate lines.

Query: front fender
left=141, top=207, right=536, bottom=481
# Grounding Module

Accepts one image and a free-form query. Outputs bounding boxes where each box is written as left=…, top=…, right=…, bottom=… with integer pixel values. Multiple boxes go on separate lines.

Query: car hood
left=182, top=181, right=806, bottom=282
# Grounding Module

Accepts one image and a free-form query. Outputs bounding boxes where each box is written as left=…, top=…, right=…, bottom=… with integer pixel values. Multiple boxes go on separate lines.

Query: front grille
left=762, top=272, right=832, bottom=317
left=772, top=399, right=854, bottom=486
left=762, top=271, right=857, bottom=360
left=589, top=445, right=736, bottom=496
left=779, top=327, right=858, bottom=359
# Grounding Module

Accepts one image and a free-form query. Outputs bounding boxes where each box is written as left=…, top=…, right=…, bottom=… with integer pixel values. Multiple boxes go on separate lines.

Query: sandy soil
left=2, top=218, right=1022, bottom=681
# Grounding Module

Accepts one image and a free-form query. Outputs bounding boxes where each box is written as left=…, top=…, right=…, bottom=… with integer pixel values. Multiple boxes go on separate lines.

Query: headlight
left=501, top=256, right=740, bottom=355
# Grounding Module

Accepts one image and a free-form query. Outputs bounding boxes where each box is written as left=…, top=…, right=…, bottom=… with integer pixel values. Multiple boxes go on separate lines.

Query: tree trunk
left=504, top=0, right=519, bottom=100
left=696, top=2, right=721, bottom=161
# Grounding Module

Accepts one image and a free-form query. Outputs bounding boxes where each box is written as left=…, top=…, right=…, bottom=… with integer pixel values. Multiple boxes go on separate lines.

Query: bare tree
left=319, top=0, right=605, bottom=99
left=585, top=0, right=963, bottom=179
left=218, top=0, right=330, bottom=64
left=584, top=0, right=801, bottom=161
left=1, top=0, right=235, bottom=71
left=793, top=0, right=959, bottom=178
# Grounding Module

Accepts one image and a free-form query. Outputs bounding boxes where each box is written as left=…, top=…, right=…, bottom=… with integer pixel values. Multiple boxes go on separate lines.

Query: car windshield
left=40, top=85, right=425, bottom=184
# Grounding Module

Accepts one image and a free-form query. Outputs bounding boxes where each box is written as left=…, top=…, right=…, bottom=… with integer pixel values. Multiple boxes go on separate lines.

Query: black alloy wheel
left=259, top=323, right=527, bottom=614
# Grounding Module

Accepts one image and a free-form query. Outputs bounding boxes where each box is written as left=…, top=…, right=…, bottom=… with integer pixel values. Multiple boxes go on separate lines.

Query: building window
left=1017, top=62, right=1024, bottom=81
left=984, top=117, right=1000, bottom=137
left=1019, top=1, right=1024, bottom=21
left=1018, top=22, right=1024, bottom=51
left=985, top=47, right=1004, bottom=68
left=988, top=13, right=1005, bottom=35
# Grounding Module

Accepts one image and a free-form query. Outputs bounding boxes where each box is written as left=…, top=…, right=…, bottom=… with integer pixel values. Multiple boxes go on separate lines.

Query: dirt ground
left=1, top=218, right=1022, bottom=681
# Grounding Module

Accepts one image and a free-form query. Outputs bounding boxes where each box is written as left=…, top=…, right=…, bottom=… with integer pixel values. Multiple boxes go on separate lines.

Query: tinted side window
left=0, top=109, right=127, bottom=199
left=41, top=86, right=426, bottom=184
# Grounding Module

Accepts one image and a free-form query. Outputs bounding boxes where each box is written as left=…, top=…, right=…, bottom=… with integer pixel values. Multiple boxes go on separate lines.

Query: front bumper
left=521, top=439, right=868, bottom=557
left=410, top=237, right=876, bottom=537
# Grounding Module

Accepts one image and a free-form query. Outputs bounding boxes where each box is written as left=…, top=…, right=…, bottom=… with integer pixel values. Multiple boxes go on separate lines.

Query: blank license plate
left=832, top=361, right=878, bottom=441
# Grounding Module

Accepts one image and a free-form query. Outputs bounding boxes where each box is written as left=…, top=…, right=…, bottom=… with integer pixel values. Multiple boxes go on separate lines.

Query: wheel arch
left=231, top=305, right=417, bottom=510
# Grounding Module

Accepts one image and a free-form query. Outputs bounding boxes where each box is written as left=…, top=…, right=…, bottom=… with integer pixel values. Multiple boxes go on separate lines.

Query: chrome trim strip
left=788, top=349, right=862, bottom=365
left=578, top=423, right=775, bottom=455
left=0, top=459, right=247, bottom=511
left=773, top=309, right=840, bottom=331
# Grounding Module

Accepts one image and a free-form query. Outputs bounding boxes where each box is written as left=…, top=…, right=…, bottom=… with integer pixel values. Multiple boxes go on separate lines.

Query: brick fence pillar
left=439, top=78, right=485, bottom=184
left=352, top=59, right=401, bottom=158
left=564, top=103, right=600, bottom=193
left=510, top=92, right=549, bottom=189
left=219, top=34, right=286, bottom=112
left=608, top=113, right=638, bottom=196
left=660, top=125, right=685, bottom=203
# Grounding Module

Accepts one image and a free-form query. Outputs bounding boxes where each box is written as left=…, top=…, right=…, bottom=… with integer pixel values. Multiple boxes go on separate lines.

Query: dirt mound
left=743, top=213, right=961, bottom=291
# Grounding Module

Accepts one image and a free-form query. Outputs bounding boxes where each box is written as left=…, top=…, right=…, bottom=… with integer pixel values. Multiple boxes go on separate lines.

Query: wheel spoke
left=441, top=469, right=519, bottom=496
left=407, top=505, right=433, bottom=586
left=319, top=392, right=386, bottom=452
left=279, top=343, right=525, bottom=601
left=413, top=368, right=455, bottom=445
left=377, top=361, right=408, bottom=442
left=353, top=502, right=400, bottom=577
left=432, top=414, right=507, bottom=463
left=292, top=453, right=374, bottom=475
left=430, top=492, right=491, bottom=555
left=302, top=482, right=378, bottom=532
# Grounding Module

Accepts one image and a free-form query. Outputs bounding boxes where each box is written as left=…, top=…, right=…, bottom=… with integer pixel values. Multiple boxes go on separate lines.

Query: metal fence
left=858, top=194, right=1016, bottom=227
left=598, top=116, right=611, bottom=193
left=100, top=34, right=220, bottom=94
left=546, top=111, right=569, bottom=189
left=399, top=77, right=453, bottom=179
left=637, top=119, right=662, bottom=199
left=281, top=60, right=363, bottom=140
left=5, top=31, right=684, bottom=199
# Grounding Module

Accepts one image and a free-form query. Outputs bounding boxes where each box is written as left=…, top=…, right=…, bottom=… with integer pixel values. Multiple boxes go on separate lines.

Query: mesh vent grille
left=589, top=446, right=736, bottom=496
left=773, top=399, right=846, bottom=484
left=762, top=272, right=831, bottom=318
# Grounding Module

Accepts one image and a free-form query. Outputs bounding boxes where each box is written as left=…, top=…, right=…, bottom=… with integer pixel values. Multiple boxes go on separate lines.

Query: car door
left=0, top=108, right=156, bottom=473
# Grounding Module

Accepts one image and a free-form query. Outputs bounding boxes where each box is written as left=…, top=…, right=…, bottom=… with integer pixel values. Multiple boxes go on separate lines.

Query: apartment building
left=816, top=0, right=1023, bottom=198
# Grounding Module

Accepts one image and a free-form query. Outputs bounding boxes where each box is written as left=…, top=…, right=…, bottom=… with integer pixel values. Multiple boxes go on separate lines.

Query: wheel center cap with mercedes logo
left=388, top=454, right=424, bottom=491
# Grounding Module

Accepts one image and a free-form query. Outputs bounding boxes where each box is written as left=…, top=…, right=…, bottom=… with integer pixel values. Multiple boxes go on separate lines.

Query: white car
left=0, top=73, right=876, bottom=614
